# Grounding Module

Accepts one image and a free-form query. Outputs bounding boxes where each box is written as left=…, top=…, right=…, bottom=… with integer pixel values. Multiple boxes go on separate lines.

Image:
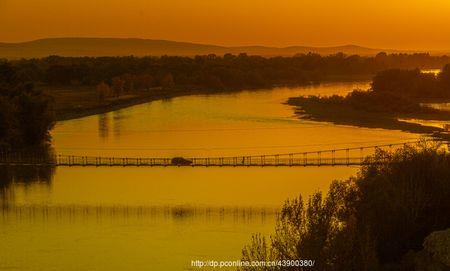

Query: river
left=0, top=81, right=420, bottom=270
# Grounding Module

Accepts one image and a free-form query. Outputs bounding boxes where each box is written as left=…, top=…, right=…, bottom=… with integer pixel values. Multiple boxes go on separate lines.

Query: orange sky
left=1, top=0, right=450, bottom=50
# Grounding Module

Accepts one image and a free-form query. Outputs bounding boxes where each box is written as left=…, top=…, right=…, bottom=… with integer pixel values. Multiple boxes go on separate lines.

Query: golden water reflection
left=0, top=205, right=275, bottom=271
left=52, top=82, right=418, bottom=158
left=2, top=82, right=422, bottom=270
left=1, top=166, right=357, bottom=271
left=5, top=167, right=356, bottom=207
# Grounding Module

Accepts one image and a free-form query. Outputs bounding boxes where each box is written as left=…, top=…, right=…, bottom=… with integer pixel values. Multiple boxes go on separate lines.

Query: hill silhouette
left=0, top=38, right=422, bottom=59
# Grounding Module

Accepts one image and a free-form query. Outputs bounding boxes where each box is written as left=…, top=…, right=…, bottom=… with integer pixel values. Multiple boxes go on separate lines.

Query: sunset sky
left=1, top=0, right=450, bottom=50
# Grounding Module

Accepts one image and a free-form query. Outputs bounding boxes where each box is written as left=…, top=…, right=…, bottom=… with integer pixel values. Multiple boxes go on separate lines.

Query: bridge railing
left=189, top=156, right=366, bottom=166
left=0, top=149, right=56, bottom=166
left=54, top=155, right=373, bottom=166
left=55, top=156, right=173, bottom=167
left=0, top=139, right=445, bottom=167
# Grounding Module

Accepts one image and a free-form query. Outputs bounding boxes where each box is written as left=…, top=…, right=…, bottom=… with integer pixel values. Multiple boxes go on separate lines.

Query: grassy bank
left=49, top=82, right=314, bottom=121
left=51, top=85, right=288, bottom=121
left=50, top=87, right=196, bottom=121
left=50, top=75, right=375, bottom=122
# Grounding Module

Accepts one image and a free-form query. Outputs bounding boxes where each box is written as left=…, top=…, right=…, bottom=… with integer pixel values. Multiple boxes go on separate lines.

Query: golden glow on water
left=1, top=207, right=276, bottom=270
left=10, top=167, right=356, bottom=207
left=52, top=82, right=418, bottom=158
left=2, top=83, right=422, bottom=270
left=422, top=102, right=450, bottom=111
left=398, top=118, right=450, bottom=130
left=421, top=69, right=442, bottom=75
left=2, top=166, right=356, bottom=270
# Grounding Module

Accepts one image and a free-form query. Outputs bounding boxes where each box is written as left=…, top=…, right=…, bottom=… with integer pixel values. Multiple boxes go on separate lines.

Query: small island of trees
left=288, top=64, right=450, bottom=135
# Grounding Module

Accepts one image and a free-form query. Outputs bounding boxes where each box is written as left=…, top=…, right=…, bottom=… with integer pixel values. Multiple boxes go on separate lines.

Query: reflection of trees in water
left=97, top=113, right=110, bottom=140
left=0, top=146, right=56, bottom=205
left=0, top=166, right=55, bottom=205
left=113, top=111, right=125, bottom=138
left=1, top=204, right=277, bottom=222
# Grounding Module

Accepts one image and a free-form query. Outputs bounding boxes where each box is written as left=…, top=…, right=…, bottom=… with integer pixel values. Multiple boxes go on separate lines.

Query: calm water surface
left=1, top=82, right=420, bottom=270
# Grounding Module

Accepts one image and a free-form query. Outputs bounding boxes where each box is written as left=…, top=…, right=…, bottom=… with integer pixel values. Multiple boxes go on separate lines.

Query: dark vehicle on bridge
left=171, top=157, right=193, bottom=166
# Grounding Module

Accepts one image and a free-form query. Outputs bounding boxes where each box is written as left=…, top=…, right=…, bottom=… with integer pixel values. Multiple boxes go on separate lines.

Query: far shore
left=54, top=88, right=192, bottom=121
left=52, top=81, right=450, bottom=144
left=51, top=78, right=372, bottom=121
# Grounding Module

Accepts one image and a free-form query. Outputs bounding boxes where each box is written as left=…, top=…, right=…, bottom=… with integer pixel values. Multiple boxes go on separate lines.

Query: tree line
left=1, top=53, right=450, bottom=147
left=290, top=64, right=450, bottom=119
left=5, top=52, right=450, bottom=94
left=372, top=65, right=450, bottom=98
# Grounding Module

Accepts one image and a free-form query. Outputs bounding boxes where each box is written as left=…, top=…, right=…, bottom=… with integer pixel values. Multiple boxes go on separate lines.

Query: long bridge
left=0, top=140, right=446, bottom=167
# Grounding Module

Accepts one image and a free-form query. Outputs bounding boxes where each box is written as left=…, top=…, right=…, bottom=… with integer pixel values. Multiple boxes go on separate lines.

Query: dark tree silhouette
left=3, top=53, right=449, bottom=93
left=241, top=143, right=450, bottom=271
left=0, top=62, right=55, bottom=147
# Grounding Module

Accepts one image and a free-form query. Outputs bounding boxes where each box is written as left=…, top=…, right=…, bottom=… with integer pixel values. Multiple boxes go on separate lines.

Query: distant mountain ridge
left=0, top=38, right=429, bottom=59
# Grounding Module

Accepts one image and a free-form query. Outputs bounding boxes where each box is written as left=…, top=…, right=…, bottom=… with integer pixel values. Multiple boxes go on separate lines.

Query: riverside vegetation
left=1, top=53, right=449, bottom=146
left=2, top=52, right=449, bottom=120
left=241, top=143, right=450, bottom=271
left=288, top=65, right=450, bottom=134
left=0, top=63, right=55, bottom=148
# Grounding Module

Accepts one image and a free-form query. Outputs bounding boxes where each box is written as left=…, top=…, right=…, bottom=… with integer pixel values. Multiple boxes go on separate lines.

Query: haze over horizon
left=0, top=37, right=414, bottom=52
left=1, top=0, right=450, bottom=51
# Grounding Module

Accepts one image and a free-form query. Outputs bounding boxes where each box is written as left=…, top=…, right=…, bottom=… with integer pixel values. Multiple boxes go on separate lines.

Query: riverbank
left=52, top=86, right=268, bottom=121
left=287, top=95, right=450, bottom=135
left=49, top=81, right=450, bottom=141
left=52, top=87, right=196, bottom=121
left=50, top=83, right=312, bottom=121
left=51, top=76, right=375, bottom=121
